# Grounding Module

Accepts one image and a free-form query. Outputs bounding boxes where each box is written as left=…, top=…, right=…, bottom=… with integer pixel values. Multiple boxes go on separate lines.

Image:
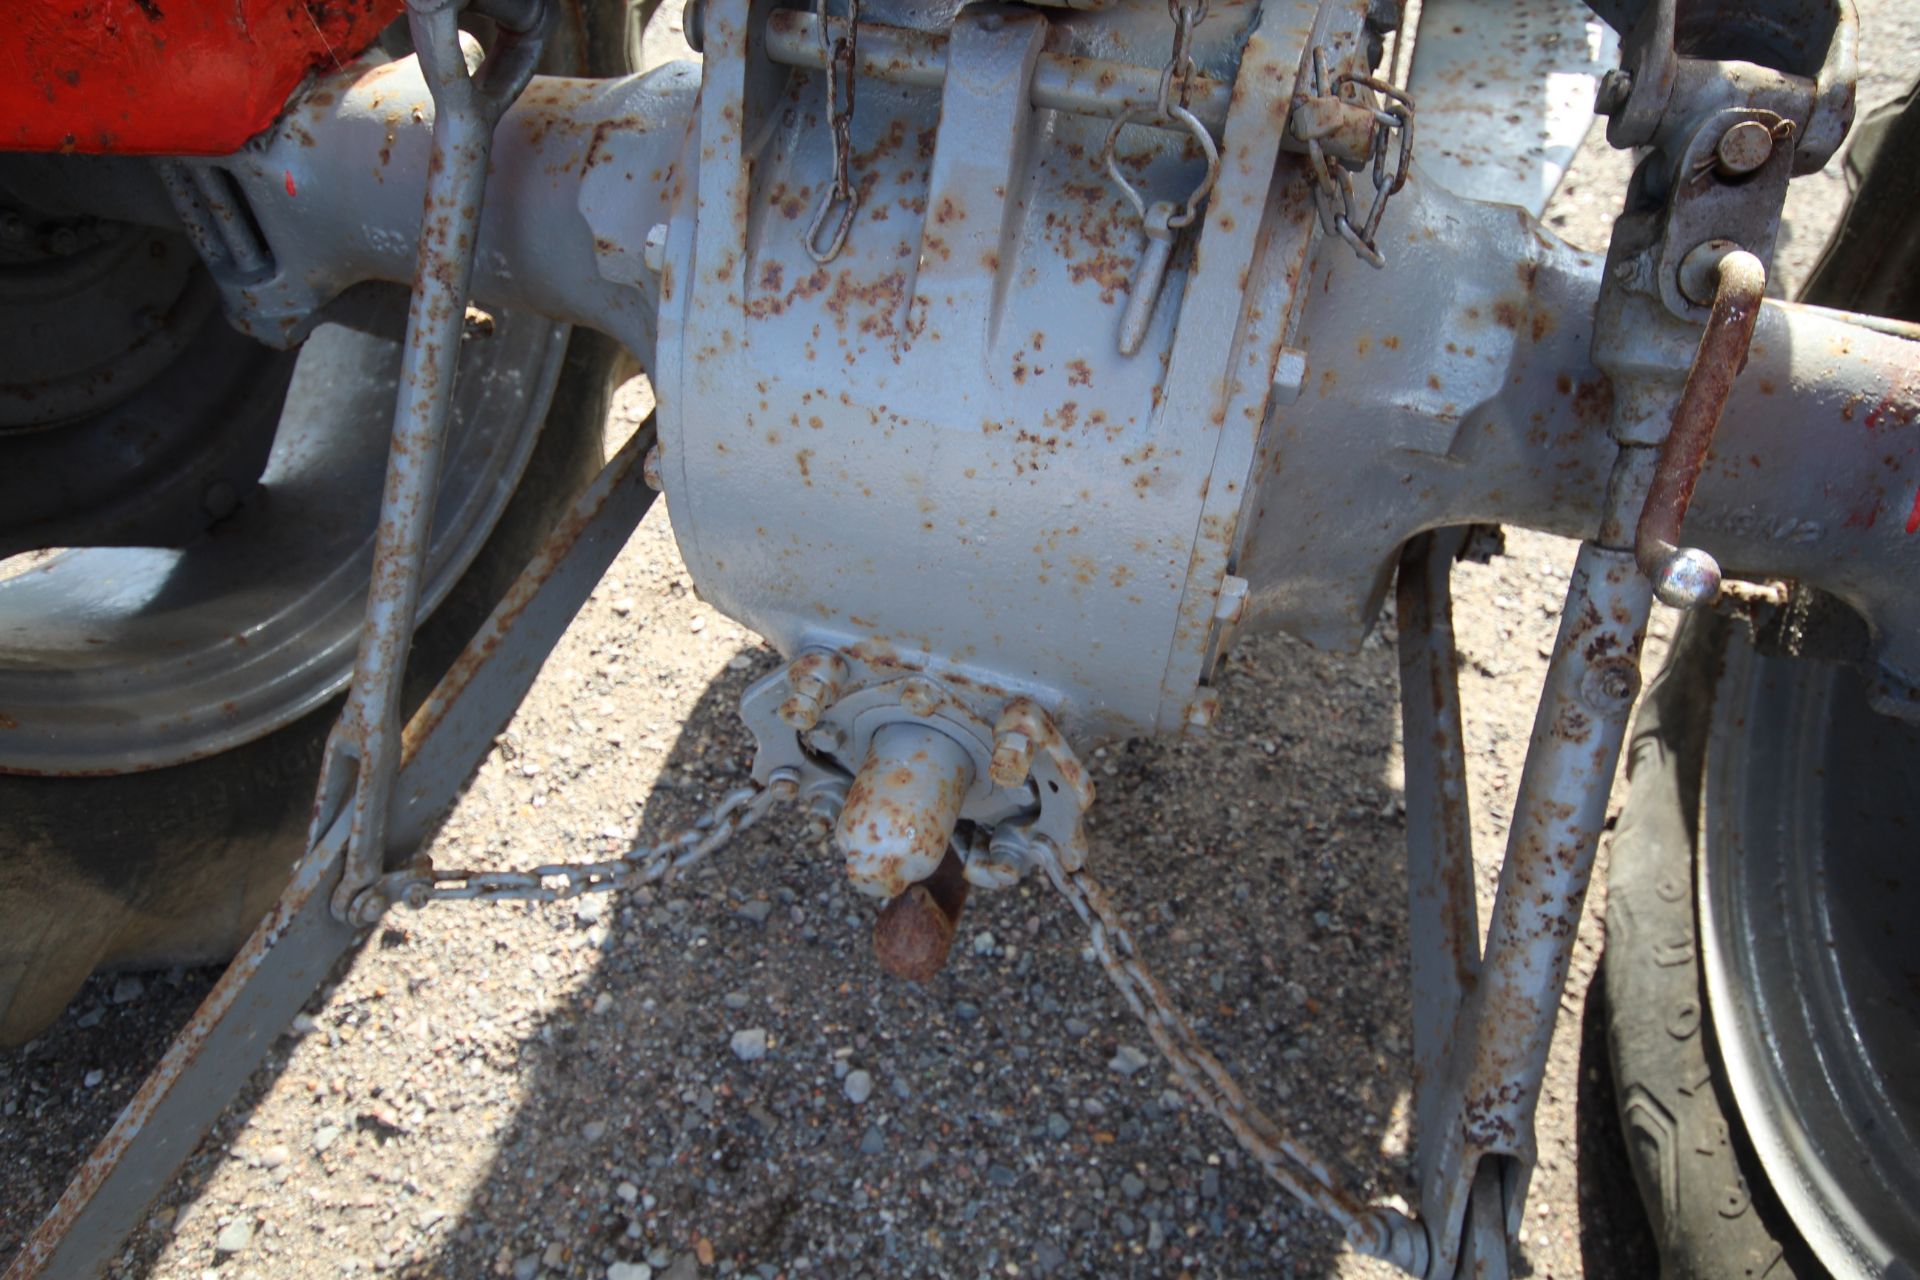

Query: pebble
left=313, top=1124, right=342, bottom=1154
left=972, top=931, right=996, bottom=956
left=1109, top=1045, right=1150, bottom=1076
left=986, top=1164, right=1019, bottom=1188
left=842, top=1069, right=874, bottom=1105
left=583, top=1120, right=607, bottom=1141
left=213, top=1219, right=254, bottom=1255
left=1045, top=1112, right=1070, bottom=1140
left=661, top=1256, right=700, bottom=1280
left=617, top=1181, right=639, bottom=1204
left=858, top=1126, right=885, bottom=1155
left=729, top=1028, right=768, bottom=1061
left=82, top=1069, right=104, bottom=1088
left=258, top=1144, right=290, bottom=1170
left=736, top=900, right=773, bottom=925
left=110, top=976, right=144, bottom=1004
left=607, top=1265, right=652, bottom=1280
left=721, top=992, right=750, bottom=1010
left=1121, top=1173, right=1146, bottom=1199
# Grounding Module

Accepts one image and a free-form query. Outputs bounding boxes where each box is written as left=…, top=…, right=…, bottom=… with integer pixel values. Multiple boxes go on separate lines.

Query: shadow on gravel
left=0, top=608, right=1641, bottom=1279
left=399, top=627, right=1415, bottom=1280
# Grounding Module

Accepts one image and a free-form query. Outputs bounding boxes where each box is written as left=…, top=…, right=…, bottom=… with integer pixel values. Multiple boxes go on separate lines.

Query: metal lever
left=1634, top=243, right=1766, bottom=608
left=310, top=0, right=554, bottom=925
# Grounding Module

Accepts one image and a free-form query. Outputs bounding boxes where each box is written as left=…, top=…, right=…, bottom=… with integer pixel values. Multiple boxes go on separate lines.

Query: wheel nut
left=1714, top=120, right=1775, bottom=177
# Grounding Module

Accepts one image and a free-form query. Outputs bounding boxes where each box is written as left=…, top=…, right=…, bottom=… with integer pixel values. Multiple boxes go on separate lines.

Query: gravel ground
left=4, top=6, right=1916, bottom=1279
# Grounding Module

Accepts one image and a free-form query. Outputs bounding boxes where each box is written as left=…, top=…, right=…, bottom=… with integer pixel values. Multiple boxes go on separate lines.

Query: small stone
left=583, top=1120, right=607, bottom=1142
left=1034, top=1240, right=1067, bottom=1275
left=1064, top=1018, right=1091, bottom=1037
left=661, top=1254, right=700, bottom=1280
left=258, top=1144, right=290, bottom=1170
left=542, top=1242, right=566, bottom=1269
left=607, top=1265, right=652, bottom=1280
left=736, top=900, right=772, bottom=925
left=611, top=598, right=636, bottom=616
left=593, top=992, right=614, bottom=1015
left=972, top=931, right=996, bottom=956
left=213, top=1220, right=254, bottom=1256
left=1045, top=1112, right=1070, bottom=1140
left=82, top=1069, right=104, bottom=1088
left=1201, top=1167, right=1221, bottom=1199
left=986, top=1165, right=1019, bottom=1189
left=842, top=1070, right=874, bottom=1105
left=1109, top=1045, right=1150, bottom=1076
left=110, top=975, right=145, bottom=1004
left=858, top=1126, right=885, bottom=1155
left=730, top=1028, right=768, bottom=1062
left=513, top=1255, right=540, bottom=1280
left=616, top=1181, right=639, bottom=1204
left=290, top=1013, right=317, bottom=1034
left=313, top=1124, right=342, bottom=1154
left=954, top=1001, right=980, bottom=1022
left=1121, top=1173, right=1146, bottom=1199
left=721, top=992, right=750, bottom=1011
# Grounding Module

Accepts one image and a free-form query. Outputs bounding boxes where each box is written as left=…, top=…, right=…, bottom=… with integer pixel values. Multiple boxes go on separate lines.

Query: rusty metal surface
left=871, top=843, right=971, bottom=980
left=1634, top=245, right=1765, bottom=607
left=835, top=722, right=977, bottom=898
left=1416, top=541, right=1652, bottom=1278
left=1393, top=530, right=1482, bottom=1198
left=1403, top=0, right=1617, bottom=216
left=655, top=0, right=1331, bottom=746
left=309, top=0, right=556, bottom=923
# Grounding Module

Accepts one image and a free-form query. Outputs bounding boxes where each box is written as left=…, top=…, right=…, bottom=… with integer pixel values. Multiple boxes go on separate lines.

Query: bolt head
left=804, top=723, right=846, bottom=754
left=777, top=690, right=824, bottom=730
left=1715, top=120, right=1775, bottom=177
left=1594, top=68, right=1633, bottom=116
left=988, top=730, right=1034, bottom=787
left=899, top=678, right=941, bottom=717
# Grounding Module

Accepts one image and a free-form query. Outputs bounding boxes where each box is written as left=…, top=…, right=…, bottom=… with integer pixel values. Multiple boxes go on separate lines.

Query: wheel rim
left=1701, top=635, right=1920, bottom=1275
left=0, top=295, right=570, bottom=775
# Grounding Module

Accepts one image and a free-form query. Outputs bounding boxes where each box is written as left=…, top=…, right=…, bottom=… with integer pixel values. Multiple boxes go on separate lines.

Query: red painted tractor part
left=1, top=0, right=402, bottom=155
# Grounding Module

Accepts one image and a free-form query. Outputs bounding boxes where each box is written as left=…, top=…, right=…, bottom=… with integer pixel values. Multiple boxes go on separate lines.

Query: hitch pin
left=1635, top=243, right=1766, bottom=608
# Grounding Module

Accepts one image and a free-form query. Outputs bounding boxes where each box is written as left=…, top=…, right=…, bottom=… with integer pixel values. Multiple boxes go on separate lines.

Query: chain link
left=805, top=0, right=862, bottom=264
left=1029, top=839, right=1417, bottom=1261
left=371, top=770, right=797, bottom=909
left=1302, top=46, right=1415, bottom=269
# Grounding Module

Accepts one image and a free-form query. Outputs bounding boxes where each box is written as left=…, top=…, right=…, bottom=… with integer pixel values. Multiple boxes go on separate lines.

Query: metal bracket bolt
left=777, top=649, right=851, bottom=729
left=1593, top=68, right=1633, bottom=116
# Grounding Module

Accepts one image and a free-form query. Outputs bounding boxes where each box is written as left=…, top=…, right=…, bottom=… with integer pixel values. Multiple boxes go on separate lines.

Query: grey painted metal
left=655, top=0, right=1342, bottom=746
left=1402, top=0, right=1617, bottom=215
left=140, top=52, right=701, bottom=366
left=1700, top=636, right=1920, bottom=1276
left=1392, top=532, right=1483, bottom=1210
left=309, top=0, right=556, bottom=924
left=0, top=307, right=567, bottom=774
left=763, top=10, right=1237, bottom=137
left=2, top=411, right=662, bottom=1280
left=836, top=721, right=977, bottom=898
left=1417, top=541, right=1652, bottom=1278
